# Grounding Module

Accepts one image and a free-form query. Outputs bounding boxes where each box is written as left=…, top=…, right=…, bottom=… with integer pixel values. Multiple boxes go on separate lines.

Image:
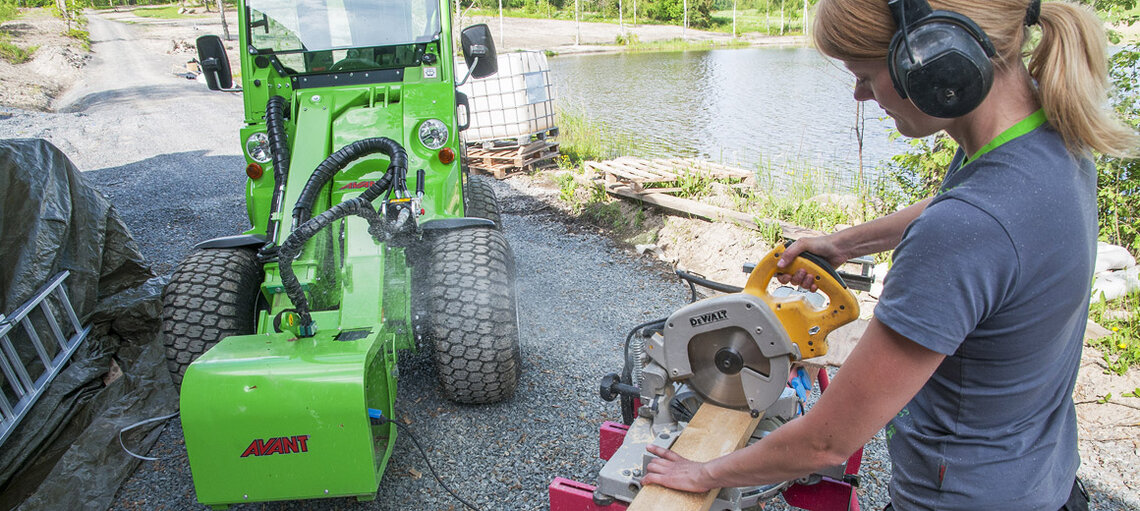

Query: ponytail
left=1028, top=1, right=1137, bottom=157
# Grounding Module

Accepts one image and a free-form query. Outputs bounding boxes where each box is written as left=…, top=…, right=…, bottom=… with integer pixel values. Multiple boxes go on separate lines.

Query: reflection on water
left=549, top=47, right=910, bottom=190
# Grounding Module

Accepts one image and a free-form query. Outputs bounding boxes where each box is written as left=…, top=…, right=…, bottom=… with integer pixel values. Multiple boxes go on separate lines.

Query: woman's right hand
left=775, top=236, right=848, bottom=292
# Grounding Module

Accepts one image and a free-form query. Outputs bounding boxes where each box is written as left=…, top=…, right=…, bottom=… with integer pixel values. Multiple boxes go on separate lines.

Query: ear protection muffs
left=887, top=0, right=997, bottom=118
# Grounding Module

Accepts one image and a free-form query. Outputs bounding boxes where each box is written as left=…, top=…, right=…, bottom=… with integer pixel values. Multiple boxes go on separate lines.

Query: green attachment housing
left=181, top=329, right=398, bottom=506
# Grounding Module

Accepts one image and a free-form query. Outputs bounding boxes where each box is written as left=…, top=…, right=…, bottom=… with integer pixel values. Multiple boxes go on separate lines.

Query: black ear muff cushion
left=887, top=11, right=996, bottom=118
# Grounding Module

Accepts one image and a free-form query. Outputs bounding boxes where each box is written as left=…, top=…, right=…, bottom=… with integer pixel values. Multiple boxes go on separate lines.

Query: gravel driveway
left=2, top=11, right=1135, bottom=511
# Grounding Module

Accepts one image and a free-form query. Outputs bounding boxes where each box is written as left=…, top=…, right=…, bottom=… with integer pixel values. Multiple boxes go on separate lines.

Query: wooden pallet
left=465, top=139, right=560, bottom=178
left=585, top=157, right=754, bottom=193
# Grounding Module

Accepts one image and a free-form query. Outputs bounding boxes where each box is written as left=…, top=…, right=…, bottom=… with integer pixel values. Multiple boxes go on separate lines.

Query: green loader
left=166, top=0, right=520, bottom=506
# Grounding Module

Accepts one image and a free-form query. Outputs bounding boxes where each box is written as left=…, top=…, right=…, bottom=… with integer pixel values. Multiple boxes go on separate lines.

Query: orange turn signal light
left=438, top=147, right=455, bottom=165
left=246, top=162, right=264, bottom=179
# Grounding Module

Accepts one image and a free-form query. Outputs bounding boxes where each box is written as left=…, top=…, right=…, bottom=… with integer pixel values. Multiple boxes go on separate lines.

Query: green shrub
left=0, top=33, right=35, bottom=64
left=1089, top=291, right=1140, bottom=375
left=0, top=0, right=19, bottom=24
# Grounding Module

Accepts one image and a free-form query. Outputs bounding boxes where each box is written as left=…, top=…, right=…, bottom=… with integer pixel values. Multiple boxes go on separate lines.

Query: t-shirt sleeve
left=874, top=198, right=1019, bottom=355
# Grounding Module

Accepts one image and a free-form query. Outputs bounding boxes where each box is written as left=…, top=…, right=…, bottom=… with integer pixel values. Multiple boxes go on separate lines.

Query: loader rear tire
left=421, top=227, right=520, bottom=404
left=162, top=247, right=261, bottom=387
left=463, top=174, right=502, bottom=229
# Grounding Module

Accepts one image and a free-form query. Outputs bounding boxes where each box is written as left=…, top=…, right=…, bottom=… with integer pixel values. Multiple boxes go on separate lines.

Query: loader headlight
left=418, top=119, right=448, bottom=150
left=245, top=132, right=273, bottom=163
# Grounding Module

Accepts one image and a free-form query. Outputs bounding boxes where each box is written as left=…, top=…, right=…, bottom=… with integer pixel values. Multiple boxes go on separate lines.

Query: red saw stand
left=549, top=370, right=863, bottom=511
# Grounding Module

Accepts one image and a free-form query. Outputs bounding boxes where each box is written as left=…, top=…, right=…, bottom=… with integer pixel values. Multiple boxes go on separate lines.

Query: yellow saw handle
left=742, top=246, right=860, bottom=360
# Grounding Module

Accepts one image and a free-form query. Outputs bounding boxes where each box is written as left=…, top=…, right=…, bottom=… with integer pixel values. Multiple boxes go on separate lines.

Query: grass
left=555, top=107, right=639, bottom=163
left=466, top=7, right=603, bottom=23
left=619, top=37, right=751, bottom=52
left=64, top=27, right=90, bottom=50
left=709, top=9, right=806, bottom=36
left=0, top=33, right=36, bottom=63
left=1089, top=292, right=1140, bottom=375
left=132, top=5, right=211, bottom=19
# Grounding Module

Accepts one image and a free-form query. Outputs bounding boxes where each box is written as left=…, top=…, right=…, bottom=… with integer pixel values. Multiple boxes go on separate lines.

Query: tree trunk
left=55, top=0, right=70, bottom=31
left=217, top=0, right=231, bottom=40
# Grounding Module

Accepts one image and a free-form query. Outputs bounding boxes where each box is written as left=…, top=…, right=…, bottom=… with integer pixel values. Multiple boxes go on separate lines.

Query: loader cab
left=245, top=0, right=439, bottom=76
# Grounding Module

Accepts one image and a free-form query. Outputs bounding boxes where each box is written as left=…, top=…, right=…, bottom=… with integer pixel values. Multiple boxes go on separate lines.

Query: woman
left=640, top=1, right=1137, bottom=509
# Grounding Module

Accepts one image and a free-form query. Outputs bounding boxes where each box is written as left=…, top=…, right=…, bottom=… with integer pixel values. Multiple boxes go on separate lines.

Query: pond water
left=549, top=47, right=911, bottom=191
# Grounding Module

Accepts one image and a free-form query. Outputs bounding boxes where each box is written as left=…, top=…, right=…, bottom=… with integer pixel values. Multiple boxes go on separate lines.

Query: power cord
left=369, top=409, right=482, bottom=511
left=119, top=411, right=183, bottom=461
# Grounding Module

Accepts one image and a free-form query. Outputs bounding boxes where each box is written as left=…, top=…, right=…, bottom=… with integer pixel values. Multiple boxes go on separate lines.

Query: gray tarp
left=0, top=138, right=179, bottom=511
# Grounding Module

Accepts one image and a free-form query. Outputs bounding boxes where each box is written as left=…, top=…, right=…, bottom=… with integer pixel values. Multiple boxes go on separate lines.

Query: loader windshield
left=246, top=0, right=440, bottom=73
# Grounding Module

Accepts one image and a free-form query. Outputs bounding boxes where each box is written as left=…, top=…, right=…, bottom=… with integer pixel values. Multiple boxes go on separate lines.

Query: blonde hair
left=813, top=0, right=1139, bottom=157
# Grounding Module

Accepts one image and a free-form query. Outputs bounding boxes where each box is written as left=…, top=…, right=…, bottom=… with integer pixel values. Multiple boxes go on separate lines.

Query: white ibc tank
left=456, top=51, right=557, bottom=143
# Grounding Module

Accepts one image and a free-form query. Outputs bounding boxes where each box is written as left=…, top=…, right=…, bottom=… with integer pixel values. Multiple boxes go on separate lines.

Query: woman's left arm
left=641, top=318, right=946, bottom=492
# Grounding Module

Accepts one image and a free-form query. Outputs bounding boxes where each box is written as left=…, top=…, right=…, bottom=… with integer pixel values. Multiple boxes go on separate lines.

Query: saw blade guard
left=648, top=293, right=795, bottom=412
left=743, top=247, right=860, bottom=359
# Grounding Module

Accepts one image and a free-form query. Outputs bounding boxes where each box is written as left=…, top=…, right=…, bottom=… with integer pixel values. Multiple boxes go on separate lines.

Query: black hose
left=260, top=95, right=291, bottom=259
left=292, top=137, right=408, bottom=227
left=275, top=163, right=402, bottom=334
left=276, top=196, right=387, bottom=334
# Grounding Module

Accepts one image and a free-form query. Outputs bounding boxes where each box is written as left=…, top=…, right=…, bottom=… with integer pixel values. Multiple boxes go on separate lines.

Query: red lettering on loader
left=338, top=181, right=375, bottom=190
left=240, top=435, right=311, bottom=457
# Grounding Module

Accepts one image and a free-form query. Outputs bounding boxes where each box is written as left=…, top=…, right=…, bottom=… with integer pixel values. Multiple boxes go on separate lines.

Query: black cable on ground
left=379, top=418, right=482, bottom=511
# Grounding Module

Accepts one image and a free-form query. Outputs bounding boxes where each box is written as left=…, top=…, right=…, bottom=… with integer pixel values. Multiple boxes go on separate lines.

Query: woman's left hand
left=640, top=444, right=717, bottom=493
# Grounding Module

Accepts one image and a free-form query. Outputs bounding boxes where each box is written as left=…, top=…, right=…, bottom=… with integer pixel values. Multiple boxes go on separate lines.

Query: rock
left=1084, top=319, right=1112, bottom=341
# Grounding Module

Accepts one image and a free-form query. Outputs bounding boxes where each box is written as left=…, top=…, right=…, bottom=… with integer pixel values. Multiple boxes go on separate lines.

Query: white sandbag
left=1091, top=266, right=1140, bottom=303
left=1095, top=242, right=1135, bottom=274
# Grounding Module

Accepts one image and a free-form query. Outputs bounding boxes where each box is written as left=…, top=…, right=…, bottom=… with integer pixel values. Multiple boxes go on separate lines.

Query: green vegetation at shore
left=132, top=4, right=210, bottom=19
left=465, top=0, right=814, bottom=35
left=617, top=35, right=751, bottom=51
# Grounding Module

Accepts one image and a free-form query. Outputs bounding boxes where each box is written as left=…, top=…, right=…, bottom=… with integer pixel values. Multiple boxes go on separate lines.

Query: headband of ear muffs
left=887, top=0, right=997, bottom=118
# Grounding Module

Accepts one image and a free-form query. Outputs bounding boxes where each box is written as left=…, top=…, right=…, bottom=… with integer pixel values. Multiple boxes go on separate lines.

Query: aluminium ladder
left=0, top=271, right=91, bottom=447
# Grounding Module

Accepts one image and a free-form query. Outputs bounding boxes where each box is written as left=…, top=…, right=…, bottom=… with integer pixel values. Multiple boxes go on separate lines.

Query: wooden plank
left=606, top=185, right=820, bottom=241
left=610, top=160, right=665, bottom=182
left=641, top=159, right=685, bottom=177
left=628, top=403, right=761, bottom=511
left=626, top=159, right=678, bottom=181
left=596, top=163, right=653, bottom=183
left=687, top=159, right=753, bottom=178
left=671, top=158, right=751, bottom=181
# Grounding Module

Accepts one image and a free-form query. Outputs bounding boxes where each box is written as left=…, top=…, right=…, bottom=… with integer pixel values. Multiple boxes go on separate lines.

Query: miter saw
left=550, top=246, right=872, bottom=511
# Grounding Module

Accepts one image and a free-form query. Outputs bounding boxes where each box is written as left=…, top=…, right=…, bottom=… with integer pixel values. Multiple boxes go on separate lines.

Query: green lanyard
left=964, top=109, right=1048, bottom=164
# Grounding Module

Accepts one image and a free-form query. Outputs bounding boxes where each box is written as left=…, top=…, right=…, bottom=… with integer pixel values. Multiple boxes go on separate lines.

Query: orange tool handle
left=741, top=246, right=860, bottom=360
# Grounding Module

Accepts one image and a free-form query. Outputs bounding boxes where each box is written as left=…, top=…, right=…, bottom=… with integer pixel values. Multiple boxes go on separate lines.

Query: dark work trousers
left=881, top=478, right=1089, bottom=511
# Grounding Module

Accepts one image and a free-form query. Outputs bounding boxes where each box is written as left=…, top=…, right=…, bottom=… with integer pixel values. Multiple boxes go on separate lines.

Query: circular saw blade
left=686, top=328, right=776, bottom=409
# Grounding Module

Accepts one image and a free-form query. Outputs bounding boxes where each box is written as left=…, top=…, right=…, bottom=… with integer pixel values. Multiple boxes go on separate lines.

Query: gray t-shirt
left=874, top=125, right=1096, bottom=510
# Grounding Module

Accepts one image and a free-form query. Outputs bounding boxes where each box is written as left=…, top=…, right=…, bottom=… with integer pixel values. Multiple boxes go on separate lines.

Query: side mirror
left=460, top=24, right=498, bottom=80
left=196, top=35, right=236, bottom=91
